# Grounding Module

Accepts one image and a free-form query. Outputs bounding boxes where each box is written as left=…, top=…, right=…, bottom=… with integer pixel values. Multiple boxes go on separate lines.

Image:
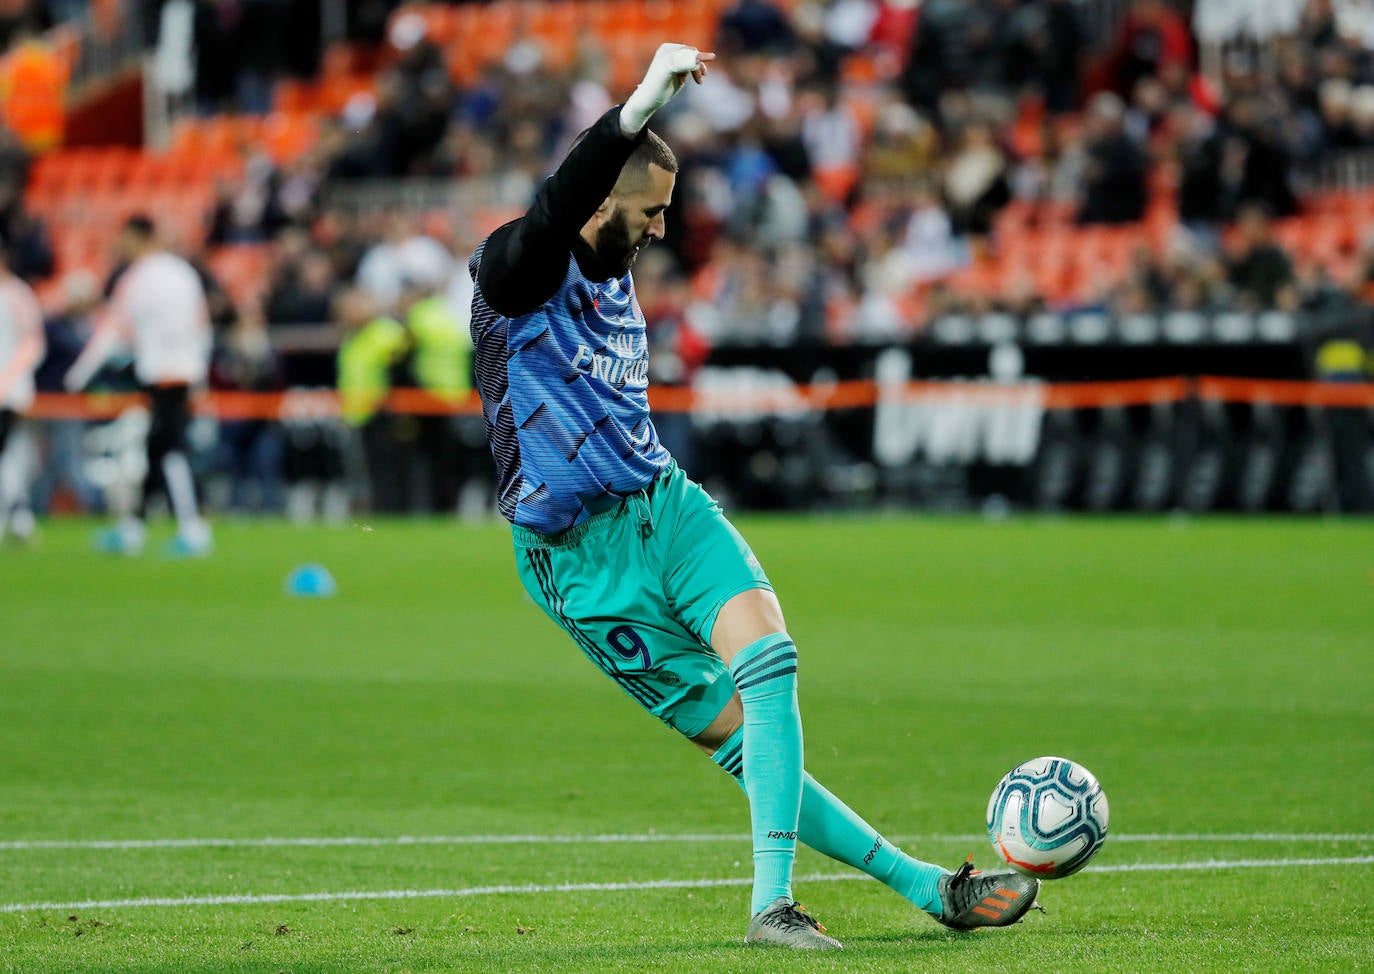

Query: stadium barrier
left=25, top=376, right=1374, bottom=514
left=27, top=376, right=1374, bottom=421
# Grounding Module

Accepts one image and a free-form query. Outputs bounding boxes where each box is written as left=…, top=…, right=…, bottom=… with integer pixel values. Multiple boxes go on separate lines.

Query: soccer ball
left=986, top=756, right=1109, bottom=880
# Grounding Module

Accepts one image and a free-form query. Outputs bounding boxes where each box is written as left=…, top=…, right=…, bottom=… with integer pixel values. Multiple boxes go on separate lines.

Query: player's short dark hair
left=123, top=214, right=155, bottom=239
left=571, top=125, right=678, bottom=194
left=615, top=130, right=677, bottom=194
left=632, top=130, right=678, bottom=176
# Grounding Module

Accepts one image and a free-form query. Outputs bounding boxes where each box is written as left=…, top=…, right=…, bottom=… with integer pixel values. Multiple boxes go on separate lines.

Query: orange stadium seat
left=583, top=1, right=625, bottom=38
left=947, top=256, right=1010, bottom=298
left=642, top=0, right=685, bottom=35
left=321, top=45, right=360, bottom=81
left=417, top=5, right=459, bottom=46
left=256, top=112, right=319, bottom=165
left=525, top=1, right=578, bottom=69
left=472, top=207, right=523, bottom=238
left=273, top=79, right=316, bottom=113
left=318, top=76, right=375, bottom=114
left=461, top=2, right=514, bottom=58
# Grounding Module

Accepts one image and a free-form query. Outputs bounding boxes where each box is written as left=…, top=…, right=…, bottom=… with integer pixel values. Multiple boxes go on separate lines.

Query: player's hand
left=620, top=43, right=717, bottom=137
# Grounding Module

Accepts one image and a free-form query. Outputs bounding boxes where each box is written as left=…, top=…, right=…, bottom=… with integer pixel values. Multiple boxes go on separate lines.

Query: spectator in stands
left=0, top=24, right=66, bottom=154
left=32, top=269, right=100, bottom=513
left=393, top=261, right=469, bottom=514
left=0, top=166, right=51, bottom=281
left=1029, top=0, right=1085, bottom=115
left=1350, top=228, right=1374, bottom=305
left=1124, top=243, right=1171, bottom=307
left=273, top=149, right=326, bottom=227
left=863, top=97, right=940, bottom=183
left=59, top=0, right=1374, bottom=373
left=971, top=0, right=1034, bottom=93
left=320, top=111, right=386, bottom=181
left=717, top=0, right=796, bottom=55
left=1174, top=101, right=1228, bottom=236
left=1317, top=78, right=1362, bottom=150
left=0, top=122, right=27, bottom=183
left=280, top=0, right=322, bottom=82
left=1299, top=0, right=1342, bottom=55
left=901, top=178, right=964, bottom=285
left=1298, top=262, right=1354, bottom=314
left=236, top=0, right=283, bottom=114
left=355, top=213, right=455, bottom=316
left=335, top=285, right=407, bottom=512
left=206, top=154, right=289, bottom=244
left=1348, top=86, right=1374, bottom=146
left=899, top=0, right=977, bottom=118
left=193, top=0, right=241, bottom=114
left=0, top=2, right=51, bottom=50
left=942, top=121, right=1010, bottom=237
left=210, top=306, right=285, bottom=512
left=1109, top=0, right=1191, bottom=100
left=1077, top=92, right=1147, bottom=225
left=1225, top=204, right=1298, bottom=311
left=1218, top=95, right=1298, bottom=219
left=369, top=15, right=453, bottom=177
left=799, top=82, right=858, bottom=201
left=270, top=247, right=336, bottom=325
left=267, top=229, right=337, bottom=326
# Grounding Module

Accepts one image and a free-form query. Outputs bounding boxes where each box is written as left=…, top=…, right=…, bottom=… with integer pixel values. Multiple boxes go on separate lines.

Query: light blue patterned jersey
left=469, top=242, right=670, bottom=535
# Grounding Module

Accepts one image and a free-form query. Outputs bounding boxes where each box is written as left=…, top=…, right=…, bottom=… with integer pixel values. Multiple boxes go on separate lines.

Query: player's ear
left=592, top=195, right=615, bottom=221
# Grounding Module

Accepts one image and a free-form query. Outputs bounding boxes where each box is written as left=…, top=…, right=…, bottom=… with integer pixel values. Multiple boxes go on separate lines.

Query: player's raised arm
left=63, top=304, right=128, bottom=392
left=477, top=43, right=713, bottom=318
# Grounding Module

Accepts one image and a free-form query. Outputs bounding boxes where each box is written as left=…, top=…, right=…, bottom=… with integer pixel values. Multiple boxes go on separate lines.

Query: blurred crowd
left=180, top=0, right=1374, bottom=349
left=10, top=0, right=1374, bottom=518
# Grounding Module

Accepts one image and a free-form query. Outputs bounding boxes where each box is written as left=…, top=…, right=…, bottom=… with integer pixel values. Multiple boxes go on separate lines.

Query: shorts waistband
left=511, top=462, right=675, bottom=549
left=512, top=503, right=625, bottom=549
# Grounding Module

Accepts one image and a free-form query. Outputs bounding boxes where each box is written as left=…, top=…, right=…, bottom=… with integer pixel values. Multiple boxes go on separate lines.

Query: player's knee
left=690, top=692, right=742, bottom=754
left=711, top=588, right=787, bottom=663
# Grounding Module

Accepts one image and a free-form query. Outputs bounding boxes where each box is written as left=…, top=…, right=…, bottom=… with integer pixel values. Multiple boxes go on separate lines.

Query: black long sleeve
left=477, top=106, right=644, bottom=318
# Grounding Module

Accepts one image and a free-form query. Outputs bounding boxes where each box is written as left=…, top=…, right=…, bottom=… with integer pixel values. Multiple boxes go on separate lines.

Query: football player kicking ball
left=469, top=44, right=1040, bottom=949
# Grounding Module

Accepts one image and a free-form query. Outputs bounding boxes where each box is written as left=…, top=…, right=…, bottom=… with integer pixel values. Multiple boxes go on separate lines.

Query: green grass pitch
left=1, top=515, right=1372, bottom=973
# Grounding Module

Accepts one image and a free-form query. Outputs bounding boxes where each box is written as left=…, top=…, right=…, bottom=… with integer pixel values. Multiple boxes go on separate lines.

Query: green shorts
left=513, top=461, right=771, bottom=738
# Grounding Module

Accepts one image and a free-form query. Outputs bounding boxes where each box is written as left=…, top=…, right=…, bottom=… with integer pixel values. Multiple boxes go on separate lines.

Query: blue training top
left=469, top=106, right=671, bottom=535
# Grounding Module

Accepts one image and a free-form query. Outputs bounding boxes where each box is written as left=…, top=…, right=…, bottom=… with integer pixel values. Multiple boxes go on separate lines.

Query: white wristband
left=619, top=44, right=703, bottom=137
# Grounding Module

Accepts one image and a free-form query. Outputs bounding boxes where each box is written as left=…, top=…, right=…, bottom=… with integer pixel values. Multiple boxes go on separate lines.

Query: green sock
left=728, top=632, right=803, bottom=917
left=712, top=729, right=949, bottom=915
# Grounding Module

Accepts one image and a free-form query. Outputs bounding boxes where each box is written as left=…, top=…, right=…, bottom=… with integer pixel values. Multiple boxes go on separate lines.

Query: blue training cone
left=286, top=564, right=337, bottom=598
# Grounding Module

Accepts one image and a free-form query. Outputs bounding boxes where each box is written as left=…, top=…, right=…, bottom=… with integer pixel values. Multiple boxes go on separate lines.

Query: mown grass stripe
left=2, top=832, right=1371, bottom=852
left=2, top=857, right=1370, bottom=914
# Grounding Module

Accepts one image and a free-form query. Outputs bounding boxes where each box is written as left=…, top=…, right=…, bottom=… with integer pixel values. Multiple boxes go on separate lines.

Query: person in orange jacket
left=0, top=26, right=67, bottom=153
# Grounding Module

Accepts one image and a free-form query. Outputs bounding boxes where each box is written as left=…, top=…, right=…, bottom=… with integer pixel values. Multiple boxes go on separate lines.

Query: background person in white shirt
left=0, top=246, right=45, bottom=543
left=65, top=215, right=214, bottom=556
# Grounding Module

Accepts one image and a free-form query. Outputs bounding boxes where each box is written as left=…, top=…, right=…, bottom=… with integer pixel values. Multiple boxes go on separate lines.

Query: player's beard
left=593, top=206, right=645, bottom=276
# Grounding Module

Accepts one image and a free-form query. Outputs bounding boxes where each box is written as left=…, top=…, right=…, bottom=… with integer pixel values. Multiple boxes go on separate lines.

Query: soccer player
left=469, top=45, right=1041, bottom=949
left=0, top=251, right=44, bottom=543
left=65, top=215, right=214, bottom=556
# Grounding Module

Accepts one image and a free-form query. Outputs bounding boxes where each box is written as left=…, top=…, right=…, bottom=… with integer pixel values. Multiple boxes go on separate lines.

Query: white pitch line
left=0, top=833, right=748, bottom=852
left=2, top=832, right=1371, bottom=852
left=1, top=856, right=1371, bottom=915
left=1105, top=833, right=1374, bottom=843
